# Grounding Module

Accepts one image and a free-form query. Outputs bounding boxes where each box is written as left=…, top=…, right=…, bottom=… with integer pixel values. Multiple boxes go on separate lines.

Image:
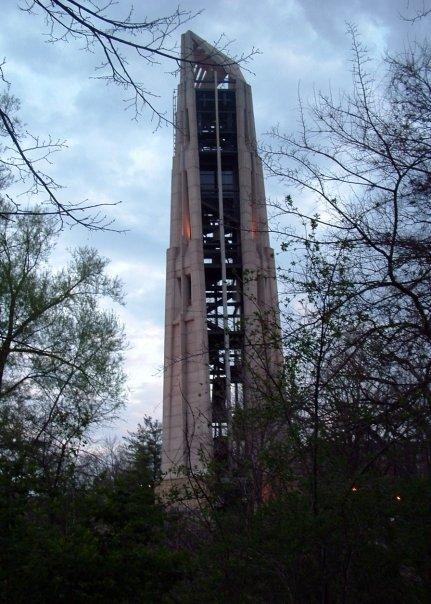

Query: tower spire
left=161, top=32, right=281, bottom=484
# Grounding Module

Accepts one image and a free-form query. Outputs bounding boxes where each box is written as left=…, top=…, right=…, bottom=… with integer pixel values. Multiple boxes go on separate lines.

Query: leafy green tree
left=123, top=416, right=162, bottom=484
left=0, top=418, right=185, bottom=603
left=0, top=218, right=181, bottom=602
left=0, top=198, right=125, bottom=493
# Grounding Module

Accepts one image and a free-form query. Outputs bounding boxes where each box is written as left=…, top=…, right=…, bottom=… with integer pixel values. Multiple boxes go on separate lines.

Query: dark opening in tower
left=196, top=82, right=244, bottom=462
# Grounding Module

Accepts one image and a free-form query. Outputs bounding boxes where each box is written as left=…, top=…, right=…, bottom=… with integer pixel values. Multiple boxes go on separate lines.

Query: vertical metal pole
left=214, top=70, right=232, bottom=431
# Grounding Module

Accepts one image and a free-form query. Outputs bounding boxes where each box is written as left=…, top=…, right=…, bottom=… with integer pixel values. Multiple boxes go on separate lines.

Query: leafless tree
left=401, top=0, right=431, bottom=22
left=1, top=1, right=257, bottom=229
left=262, top=25, right=431, bottom=503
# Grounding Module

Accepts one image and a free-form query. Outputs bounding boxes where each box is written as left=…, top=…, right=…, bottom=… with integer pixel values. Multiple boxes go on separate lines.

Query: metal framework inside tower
left=195, top=71, right=244, bottom=462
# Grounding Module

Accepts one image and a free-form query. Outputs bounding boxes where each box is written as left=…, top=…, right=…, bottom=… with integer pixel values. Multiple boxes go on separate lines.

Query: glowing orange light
left=351, top=486, right=358, bottom=492
left=396, top=495, right=401, bottom=501
left=182, top=215, right=191, bottom=239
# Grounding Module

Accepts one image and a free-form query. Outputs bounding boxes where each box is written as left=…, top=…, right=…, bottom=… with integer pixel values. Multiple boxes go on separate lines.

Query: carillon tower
left=161, top=32, right=280, bottom=479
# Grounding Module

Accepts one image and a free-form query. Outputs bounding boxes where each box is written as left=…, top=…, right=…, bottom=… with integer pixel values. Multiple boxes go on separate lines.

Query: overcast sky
left=1, top=0, right=429, bottom=439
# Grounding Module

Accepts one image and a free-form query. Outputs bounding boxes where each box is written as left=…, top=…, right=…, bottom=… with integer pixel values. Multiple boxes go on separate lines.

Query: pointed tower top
left=182, top=30, right=245, bottom=83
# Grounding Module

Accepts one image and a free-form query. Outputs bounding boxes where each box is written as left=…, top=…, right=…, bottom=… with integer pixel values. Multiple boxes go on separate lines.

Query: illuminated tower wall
left=161, top=31, right=280, bottom=477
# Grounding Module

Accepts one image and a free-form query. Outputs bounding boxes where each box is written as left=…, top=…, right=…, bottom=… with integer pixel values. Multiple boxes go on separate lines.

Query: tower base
left=155, top=476, right=207, bottom=510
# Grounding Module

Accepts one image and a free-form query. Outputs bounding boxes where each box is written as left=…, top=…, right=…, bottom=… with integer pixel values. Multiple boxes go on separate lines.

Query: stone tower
left=161, top=32, right=280, bottom=479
